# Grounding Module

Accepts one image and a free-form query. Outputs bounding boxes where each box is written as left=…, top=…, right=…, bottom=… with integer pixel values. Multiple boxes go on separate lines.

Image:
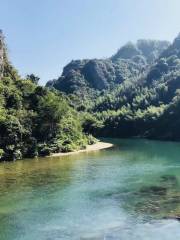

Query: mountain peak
left=112, top=39, right=169, bottom=63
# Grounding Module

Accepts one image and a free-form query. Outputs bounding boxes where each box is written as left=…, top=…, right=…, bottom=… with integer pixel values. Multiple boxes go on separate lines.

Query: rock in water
left=160, top=175, right=178, bottom=186
left=139, top=186, right=167, bottom=196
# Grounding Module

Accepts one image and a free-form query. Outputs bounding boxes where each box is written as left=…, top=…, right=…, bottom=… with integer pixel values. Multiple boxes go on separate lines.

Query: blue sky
left=0, top=0, right=180, bottom=85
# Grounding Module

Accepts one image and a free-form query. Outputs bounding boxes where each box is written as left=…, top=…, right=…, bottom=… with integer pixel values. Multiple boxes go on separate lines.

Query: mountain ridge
left=46, top=39, right=170, bottom=94
left=46, top=34, right=180, bottom=141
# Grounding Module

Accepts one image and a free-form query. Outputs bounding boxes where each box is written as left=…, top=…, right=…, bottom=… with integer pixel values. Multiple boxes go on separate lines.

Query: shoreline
left=50, top=142, right=114, bottom=157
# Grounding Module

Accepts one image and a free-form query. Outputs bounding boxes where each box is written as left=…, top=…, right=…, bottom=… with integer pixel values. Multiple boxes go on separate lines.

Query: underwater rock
left=160, top=175, right=178, bottom=186
left=134, top=191, right=180, bottom=217
left=139, top=186, right=167, bottom=196
left=135, top=202, right=160, bottom=214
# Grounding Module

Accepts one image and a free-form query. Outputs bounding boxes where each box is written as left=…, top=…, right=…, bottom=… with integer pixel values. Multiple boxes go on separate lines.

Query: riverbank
left=50, top=141, right=114, bottom=157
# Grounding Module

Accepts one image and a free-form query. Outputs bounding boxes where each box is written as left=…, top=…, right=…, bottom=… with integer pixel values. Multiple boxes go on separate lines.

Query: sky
left=0, top=0, right=180, bottom=85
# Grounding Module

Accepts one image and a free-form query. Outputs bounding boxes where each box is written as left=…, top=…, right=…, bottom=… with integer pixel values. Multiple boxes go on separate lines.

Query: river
left=0, top=139, right=180, bottom=239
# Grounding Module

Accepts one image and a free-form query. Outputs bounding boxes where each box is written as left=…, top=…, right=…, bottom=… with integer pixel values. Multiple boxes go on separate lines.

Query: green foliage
left=26, top=74, right=40, bottom=84
left=1, top=32, right=179, bottom=161
left=47, top=34, right=180, bottom=141
left=47, top=40, right=169, bottom=95
left=81, top=112, right=104, bottom=134
left=0, top=53, right=90, bottom=161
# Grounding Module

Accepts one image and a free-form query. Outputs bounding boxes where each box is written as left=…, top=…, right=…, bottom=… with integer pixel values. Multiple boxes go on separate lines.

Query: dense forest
left=47, top=33, right=180, bottom=141
left=2, top=31, right=180, bottom=161
left=0, top=32, right=95, bottom=161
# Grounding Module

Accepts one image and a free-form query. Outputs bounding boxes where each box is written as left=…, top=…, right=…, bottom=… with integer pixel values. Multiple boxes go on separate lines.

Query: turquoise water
left=0, top=139, right=180, bottom=239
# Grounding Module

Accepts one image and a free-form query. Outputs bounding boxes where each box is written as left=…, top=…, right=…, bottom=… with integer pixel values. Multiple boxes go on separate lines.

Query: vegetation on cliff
left=2, top=31, right=180, bottom=161
left=0, top=33, right=95, bottom=161
left=47, top=34, right=180, bottom=141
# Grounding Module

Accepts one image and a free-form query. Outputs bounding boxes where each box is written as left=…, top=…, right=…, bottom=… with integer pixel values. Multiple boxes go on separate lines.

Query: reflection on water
left=0, top=139, right=180, bottom=239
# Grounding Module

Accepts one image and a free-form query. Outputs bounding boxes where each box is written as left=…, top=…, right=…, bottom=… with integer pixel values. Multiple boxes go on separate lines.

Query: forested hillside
left=2, top=31, right=180, bottom=161
left=0, top=32, right=94, bottom=161
left=47, top=34, right=180, bottom=141
left=47, top=40, right=169, bottom=96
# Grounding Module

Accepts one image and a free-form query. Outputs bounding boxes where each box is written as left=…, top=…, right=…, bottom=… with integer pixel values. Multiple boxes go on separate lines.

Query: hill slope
left=0, top=32, right=93, bottom=161
left=47, top=40, right=169, bottom=95
left=47, top=34, right=180, bottom=141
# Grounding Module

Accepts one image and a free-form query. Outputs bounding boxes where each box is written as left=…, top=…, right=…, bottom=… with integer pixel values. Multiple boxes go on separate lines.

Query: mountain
left=47, top=34, right=180, bottom=141
left=111, top=40, right=169, bottom=63
left=46, top=40, right=169, bottom=95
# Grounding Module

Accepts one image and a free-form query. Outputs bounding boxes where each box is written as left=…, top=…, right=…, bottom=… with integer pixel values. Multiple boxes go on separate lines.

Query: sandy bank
left=50, top=142, right=114, bottom=157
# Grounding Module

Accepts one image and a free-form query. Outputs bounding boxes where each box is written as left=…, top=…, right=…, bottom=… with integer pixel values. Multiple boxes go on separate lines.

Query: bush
left=37, top=144, right=52, bottom=156
left=87, top=134, right=97, bottom=145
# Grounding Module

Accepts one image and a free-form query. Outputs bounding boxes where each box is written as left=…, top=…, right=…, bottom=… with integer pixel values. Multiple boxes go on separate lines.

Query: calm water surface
left=0, top=139, right=180, bottom=239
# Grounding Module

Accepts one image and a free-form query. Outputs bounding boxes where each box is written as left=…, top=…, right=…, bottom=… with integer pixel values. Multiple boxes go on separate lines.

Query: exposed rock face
left=47, top=39, right=170, bottom=94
